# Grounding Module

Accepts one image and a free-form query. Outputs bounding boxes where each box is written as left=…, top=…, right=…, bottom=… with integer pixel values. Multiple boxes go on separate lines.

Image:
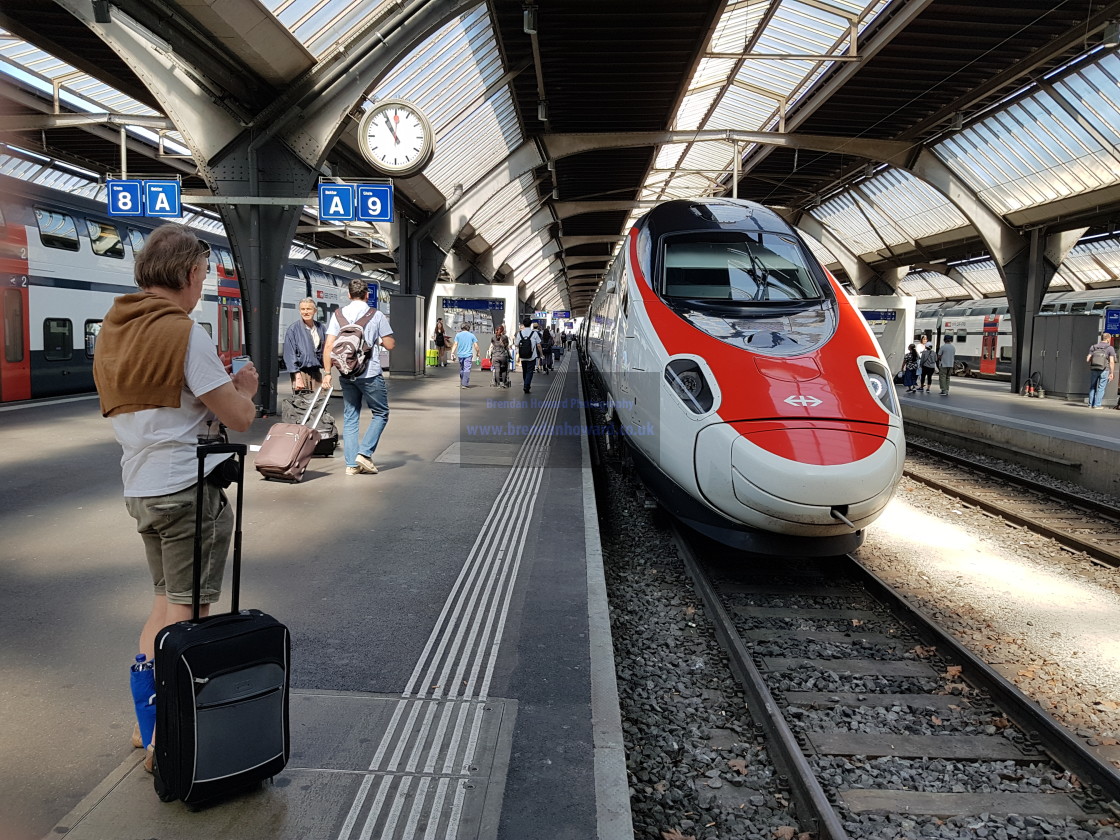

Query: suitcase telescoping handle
left=194, top=442, right=247, bottom=621
left=298, top=384, right=333, bottom=430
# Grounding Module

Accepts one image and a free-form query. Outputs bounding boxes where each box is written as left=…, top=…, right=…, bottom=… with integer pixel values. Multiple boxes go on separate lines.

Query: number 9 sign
left=356, top=184, right=394, bottom=223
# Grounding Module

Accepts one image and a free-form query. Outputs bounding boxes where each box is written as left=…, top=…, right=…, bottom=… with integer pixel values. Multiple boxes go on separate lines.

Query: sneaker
left=355, top=454, right=378, bottom=474
left=345, top=466, right=362, bottom=476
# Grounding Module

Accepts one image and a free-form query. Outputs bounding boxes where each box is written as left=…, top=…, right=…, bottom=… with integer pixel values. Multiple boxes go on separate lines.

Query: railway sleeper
left=839, top=789, right=1089, bottom=819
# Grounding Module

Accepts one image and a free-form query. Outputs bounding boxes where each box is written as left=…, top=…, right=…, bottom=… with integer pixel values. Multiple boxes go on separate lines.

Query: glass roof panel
left=260, top=0, right=399, bottom=59
left=957, top=260, right=1004, bottom=296
left=1060, top=236, right=1120, bottom=287
left=858, top=169, right=970, bottom=241
left=932, top=53, right=1120, bottom=215
left=899, top=270, right=961, bottom=301
left=809, top=195, right=889, bottom=256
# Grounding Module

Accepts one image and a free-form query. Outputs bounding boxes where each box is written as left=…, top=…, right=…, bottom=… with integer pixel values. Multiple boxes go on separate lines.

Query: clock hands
left=381, top=112, right=399, bottom=144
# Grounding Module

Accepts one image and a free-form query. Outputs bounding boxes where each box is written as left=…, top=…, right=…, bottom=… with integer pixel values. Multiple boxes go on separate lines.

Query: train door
left=216, top=302, right=243, bottom=368
left=980, top=315, right=999, bottom=375
left=0, top=211, right=31, bottom=402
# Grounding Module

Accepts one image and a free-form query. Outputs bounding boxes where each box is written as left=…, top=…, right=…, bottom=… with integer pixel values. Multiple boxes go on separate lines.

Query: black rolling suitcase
left=153, top=442, right=290, bottom=806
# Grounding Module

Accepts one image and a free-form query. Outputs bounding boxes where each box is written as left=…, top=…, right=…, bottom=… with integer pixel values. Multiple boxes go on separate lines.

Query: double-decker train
left=915, top=290, right=1120, bottom=379
left=0, top=174, right=372, bottom=403
left=582, top=198, right=905, bottom=556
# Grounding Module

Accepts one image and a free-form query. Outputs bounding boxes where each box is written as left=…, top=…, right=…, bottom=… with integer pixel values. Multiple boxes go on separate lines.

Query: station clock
left=357, top=98, right=435, bottom=178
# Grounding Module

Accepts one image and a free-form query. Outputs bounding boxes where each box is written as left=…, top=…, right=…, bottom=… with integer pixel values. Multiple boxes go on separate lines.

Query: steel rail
left=673, top=526, right=852, bottom=840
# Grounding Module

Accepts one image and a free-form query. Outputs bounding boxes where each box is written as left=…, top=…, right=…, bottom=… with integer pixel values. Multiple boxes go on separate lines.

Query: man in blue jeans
left=1086, top=332, right=1116, bottom=409
left=322, top=279, right=395, bottom=475
left=452, top=323, right=480, bottom=388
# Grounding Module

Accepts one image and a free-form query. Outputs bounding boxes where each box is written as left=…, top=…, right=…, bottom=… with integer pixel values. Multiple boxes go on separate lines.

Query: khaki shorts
left=125, top=481, right=232, bottom=605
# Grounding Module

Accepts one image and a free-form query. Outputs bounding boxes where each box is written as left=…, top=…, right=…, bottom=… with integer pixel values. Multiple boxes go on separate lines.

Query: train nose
left=694, top=421, right=904, bottom=535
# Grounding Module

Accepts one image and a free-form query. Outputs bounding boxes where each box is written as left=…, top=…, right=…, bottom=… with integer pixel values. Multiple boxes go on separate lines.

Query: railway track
left=675, top=528, right=1120, bottom=840
left=904, top=440, right=1120, bottom=568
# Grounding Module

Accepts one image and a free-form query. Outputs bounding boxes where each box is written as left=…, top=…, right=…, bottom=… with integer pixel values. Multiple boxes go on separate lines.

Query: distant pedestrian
left=282, top=297, right=326, bottom=393
left=489, top=324, right=511, bottom=388
left=937, top=335, right=956, bottom=395
left=515, top=318, right=542, bottom=394
left=453, top=323, right=479, bottom=388
left=918, top=342, right=937, bottom=392
left=1086, top=332, right=1116, bottom=409
left=434, top=317, right=448, bottom=367
left=901, top=343, right=919, bottom=393
left=539, top=328, right=554, bottom=373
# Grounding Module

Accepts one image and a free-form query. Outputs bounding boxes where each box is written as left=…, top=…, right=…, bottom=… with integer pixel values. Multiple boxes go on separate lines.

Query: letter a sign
left=318, top=184, right=355, bottom=221
left=144, top=181, right=181, bottom=217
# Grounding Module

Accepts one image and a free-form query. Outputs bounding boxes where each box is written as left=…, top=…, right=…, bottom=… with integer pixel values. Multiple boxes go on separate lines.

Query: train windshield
left=662, top=233, right=823, bottom=303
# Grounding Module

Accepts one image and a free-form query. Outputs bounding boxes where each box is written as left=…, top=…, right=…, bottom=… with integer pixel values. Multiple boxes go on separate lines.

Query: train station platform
left=899, top=377, right=1120, bottom=498
left=0, top=355, right=632, bottom=840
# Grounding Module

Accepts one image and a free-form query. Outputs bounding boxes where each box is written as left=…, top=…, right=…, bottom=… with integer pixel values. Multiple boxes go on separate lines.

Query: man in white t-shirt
left=94, top=223, right=259, bottom=767
left=322, top=279, right=396, bottom=475
left=515, top=317, right=542, bottom=394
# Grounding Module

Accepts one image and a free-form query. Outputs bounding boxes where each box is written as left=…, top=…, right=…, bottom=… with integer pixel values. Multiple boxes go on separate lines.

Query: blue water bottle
left=130, top=654, right=156, bottom=750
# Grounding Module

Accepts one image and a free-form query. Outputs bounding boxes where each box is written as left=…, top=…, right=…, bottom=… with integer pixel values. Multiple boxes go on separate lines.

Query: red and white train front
left=585, top=199, right=904, bottom=555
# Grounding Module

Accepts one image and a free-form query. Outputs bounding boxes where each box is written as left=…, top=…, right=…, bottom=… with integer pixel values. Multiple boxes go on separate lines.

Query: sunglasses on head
left=197, top=241, right=211, bottom=259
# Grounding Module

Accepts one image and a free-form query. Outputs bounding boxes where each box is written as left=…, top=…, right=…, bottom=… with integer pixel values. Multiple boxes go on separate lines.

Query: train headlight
left=665, top=359, right=714, bottom=414
left=862, top=359, right=899, bottom=416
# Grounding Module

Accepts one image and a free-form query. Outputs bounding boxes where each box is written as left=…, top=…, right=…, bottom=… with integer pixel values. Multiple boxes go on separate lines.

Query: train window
left=231, top=306, right=242, bottom=352
left=1070, top=302, right=1088, bottom=312
left=662, top=233, right=822, bottom=302
left=218, top=305, right=229, bottom=354
left=216, top=247, right=235, bottom=272
left=955, top=328, right=967, bottom=338
left=1057, top=303, right=1069, bottom=312
left=35, top=209, right=80, bottom=251
left=943, top=308, right=966, bottom=316
left=197, top=321, right=213, bottom=338
left=84, top=320, right=102, bottom=358
left=43, top=318, right=73, bottom=361
left=1092, top=301, right=1111, bottom=311
left=996, top=306, right=1009, bottom=314
left=1040, top=303, right=1056, bottom=312
left=128, top=228, right=147, bottom=253
left=86, top=220, right=125, bottom=258
left=0, top=206, right=5, bottom=227
left=3, top=289, right=23, bottom=363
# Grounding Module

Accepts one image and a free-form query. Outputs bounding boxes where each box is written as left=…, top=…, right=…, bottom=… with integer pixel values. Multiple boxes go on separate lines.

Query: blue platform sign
left=144, top=180, right=181, bottom=217
left=1105, top=308, right=1120, bottom=334
left=552, top=310, right=571, bottom=319
left=318, top=184, right=355, bottom=221
left=861, top=310, right=897, bottom=321
left=356, top=184, right=394, bottom=222
left=107, top=180, right=143, bottom=216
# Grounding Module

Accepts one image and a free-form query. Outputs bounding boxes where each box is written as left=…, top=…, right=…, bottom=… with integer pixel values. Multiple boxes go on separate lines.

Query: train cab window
left=35, top=209, right=80, bottom=251
left=43, top=318, right=73, bottom=361
left=84, top=320, right=102, bottom=358
left=216, top=247, right=235, bottom=273
left=4, top=289, right=24, bottom=363
left=662, top=234, right=821, bottom=302
left=128, top=228, right=147, bottom=253
left=86, top=220, right=125, bottom=258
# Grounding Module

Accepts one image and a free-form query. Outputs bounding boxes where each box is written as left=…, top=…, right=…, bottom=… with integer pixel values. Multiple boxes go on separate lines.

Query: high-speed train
left=582, top=199, right=905, bottom=555
left=0, top=174, right=371, bottom=403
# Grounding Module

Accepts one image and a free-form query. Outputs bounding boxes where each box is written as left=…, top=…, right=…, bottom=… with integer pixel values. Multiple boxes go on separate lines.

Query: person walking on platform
left=539, top=327, right=555, bottom=373
left=1086, top=332, right=1116, bottom=409
left=92, top=223, right=260, bottom=770
left=489, top=324, right=511, bottom=388
left=937, top=335, right=956, bottom=395
left=434, top=317, right=448, bottom=367
left=918, top=342, right=937, bottom=392
left=516, top=317, right=542, bottom=394
left=901, top=343, right=919, bottom=393
left=283, top=297, right=326, bottom=393
left=452, top=323, right=480, bottom=388
left=322, top=279, right=395, bottom=476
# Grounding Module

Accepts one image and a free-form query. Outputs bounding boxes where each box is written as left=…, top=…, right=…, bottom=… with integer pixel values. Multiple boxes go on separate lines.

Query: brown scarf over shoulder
left=94, top=292, right=194, bottom=417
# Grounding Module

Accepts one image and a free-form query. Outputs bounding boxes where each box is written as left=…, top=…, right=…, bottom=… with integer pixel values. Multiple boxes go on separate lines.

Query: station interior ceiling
left=1, top=0, right=1120, bottom=315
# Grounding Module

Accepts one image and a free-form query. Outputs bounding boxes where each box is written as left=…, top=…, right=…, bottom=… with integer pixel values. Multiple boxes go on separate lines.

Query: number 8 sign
left=356, top=184, right=394, bottom=223
left=107, top=181, right=143, bottom=217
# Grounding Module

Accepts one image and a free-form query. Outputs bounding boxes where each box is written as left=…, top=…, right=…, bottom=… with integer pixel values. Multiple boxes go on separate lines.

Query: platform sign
left=318, top=184, right=355, bottom=221
left=552, top=310, right=571, bottom=319
left=1106, top=308, right=1120, bottom=334
left=107, top=181, right=143, bottom=216
left=533, top=310, right=549, bottom=320
left=356, top=184, right=394, bottom=222
left=144, top=180, right=181, bottom=217
left=861, top=310, right=897, bottom=322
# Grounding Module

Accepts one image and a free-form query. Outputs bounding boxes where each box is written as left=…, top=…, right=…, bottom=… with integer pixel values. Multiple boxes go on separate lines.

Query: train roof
left=637, top=199, right=795, bottom=240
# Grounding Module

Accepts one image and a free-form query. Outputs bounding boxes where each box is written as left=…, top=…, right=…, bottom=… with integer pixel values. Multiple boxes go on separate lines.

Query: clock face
left=358, top=99, right=435, bottom=177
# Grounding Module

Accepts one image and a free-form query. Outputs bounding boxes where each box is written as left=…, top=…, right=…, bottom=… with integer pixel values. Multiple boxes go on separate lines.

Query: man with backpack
left=1086, top=332, right=1116, bottom=409
left=515, top=317, right=542, bottom=394
left=322, top=279, right=395, bottom=476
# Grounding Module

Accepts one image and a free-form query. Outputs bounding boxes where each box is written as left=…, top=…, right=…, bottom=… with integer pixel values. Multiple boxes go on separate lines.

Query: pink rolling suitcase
left=254, top=386, right=332, bottom=482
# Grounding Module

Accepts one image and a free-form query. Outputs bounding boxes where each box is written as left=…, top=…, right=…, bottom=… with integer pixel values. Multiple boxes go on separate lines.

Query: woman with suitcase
left=489, top=325, right=511, bottom=387
left=93, top=223, right=260, bottom=771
